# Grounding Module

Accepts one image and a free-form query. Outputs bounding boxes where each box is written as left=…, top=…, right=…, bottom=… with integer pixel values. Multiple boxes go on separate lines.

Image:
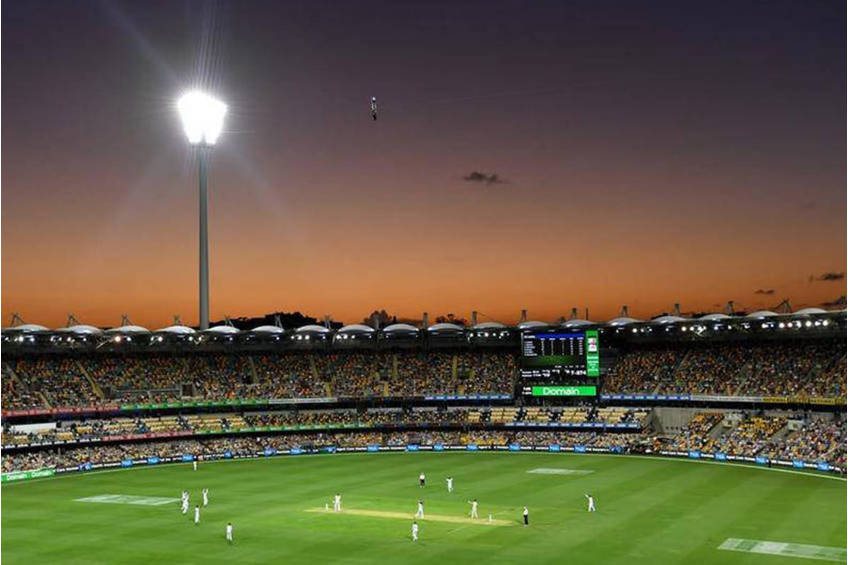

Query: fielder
left=226, top=522, right=233, bottom=544
left=194, top=505, right=200, bottom=524
left=585, top=493, right=596, bottom=512
left=333, top=493, right=342, bottom=512
left=415, top=499, right=424, bottom=518
left=468, top=499, right=478, bottom=519
left=181, top=493, right=189, bottom=515
left=523, top=506, right=529, bottom=526
left=419, top=472, right=426, bottom=488
left=202, top=488, right=209, bottom=507
left=411, top=521, right=419, bottom=541
left=446, top=476, right=453, bottom=493
left=193, top=459, right=197, bottom=471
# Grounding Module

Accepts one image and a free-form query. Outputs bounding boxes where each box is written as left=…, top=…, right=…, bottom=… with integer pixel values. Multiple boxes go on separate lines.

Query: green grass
left=2, top=452, right=845, bottom=564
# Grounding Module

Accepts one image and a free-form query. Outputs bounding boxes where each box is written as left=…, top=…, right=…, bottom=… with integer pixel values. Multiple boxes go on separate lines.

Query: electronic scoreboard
left=519, top=328, right=600, bottom=397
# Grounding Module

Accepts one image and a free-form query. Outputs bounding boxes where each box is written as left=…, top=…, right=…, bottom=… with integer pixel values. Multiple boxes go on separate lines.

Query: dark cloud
left=820, top=296, right=846, bottom=308
left=754, top=289, right=775, bottom=295
left=809, top=272, right=845, bottom=282
left=462, top=171, right=505, bottom=185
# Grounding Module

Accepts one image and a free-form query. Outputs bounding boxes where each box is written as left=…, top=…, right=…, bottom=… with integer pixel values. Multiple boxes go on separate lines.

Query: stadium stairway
left=247, top=356, right=258, bottom=384
left=731, top=361, right=755, bottom=396
left=3, top=365, right=30, bottom=395
left=76, top=360, right=105, bottom=400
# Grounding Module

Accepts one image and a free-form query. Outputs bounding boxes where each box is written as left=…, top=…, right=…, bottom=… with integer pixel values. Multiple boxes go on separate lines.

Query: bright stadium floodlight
left=177, top=90, right=227, bottom=330
left=177, top=91, right=227, bottom=145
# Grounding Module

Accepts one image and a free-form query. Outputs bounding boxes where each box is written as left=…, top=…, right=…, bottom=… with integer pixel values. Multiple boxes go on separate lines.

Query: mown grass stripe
left=718, top=538, right=847, bottom=562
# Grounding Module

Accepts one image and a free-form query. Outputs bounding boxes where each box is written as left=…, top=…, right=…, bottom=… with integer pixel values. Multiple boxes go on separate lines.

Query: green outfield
left=2, top=452, right=846, bottom=564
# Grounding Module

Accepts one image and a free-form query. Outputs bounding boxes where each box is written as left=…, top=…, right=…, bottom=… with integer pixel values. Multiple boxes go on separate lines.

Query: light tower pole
left=177, top=91, right=227, bottom=330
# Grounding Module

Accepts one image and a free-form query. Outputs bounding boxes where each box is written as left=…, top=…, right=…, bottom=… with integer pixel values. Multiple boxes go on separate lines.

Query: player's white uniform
left=469, top=500, right=478, bottom=519
left=419, top=473, right=425, bottom=487
left=193, top=460, right=197, bottom=471
left=202, top=488, right=209, bottom=507
left=333, top=494, right=342, bottom=512
left=194, top=507, right=200, bottom=524
left=446, top=478, right=453, bottom=492
left=585, top=495, right=596, bottom=512
left=415, top=501, right=424, bottom=518
left=411, top=523, right=419, bottom=541
left=181, top=493, right=189, bottom=514
left=226, top=524, right=233, bottom=543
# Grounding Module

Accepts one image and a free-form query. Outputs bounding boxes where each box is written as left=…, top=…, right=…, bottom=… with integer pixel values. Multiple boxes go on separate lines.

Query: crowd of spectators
left=3, top=412, right=845, bottom=473
left=4, top=340, right=843, bottom=409
left=6, top=358, right=99, bottom=408
left=604, top=340, right=845, bottom=397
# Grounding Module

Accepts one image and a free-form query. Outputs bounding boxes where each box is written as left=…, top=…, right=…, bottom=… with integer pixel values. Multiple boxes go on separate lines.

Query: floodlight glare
left=177, top=91, right=227, bottom=145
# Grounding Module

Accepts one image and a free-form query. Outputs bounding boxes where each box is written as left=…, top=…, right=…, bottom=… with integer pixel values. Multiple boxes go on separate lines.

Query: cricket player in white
left=468, top=499, right=478, bottom=519
left=202, top=488, right=209, bottom=507
left=446, top=477, right=453, bottom=493
left=193, top=460, right=197, bottom=471
left=226, top=522, right=233, bottom=544
left=333, top=493, right=342, bottom=512
left=585, top=494, right=596, bottom=512
left=194, top=505, right=200, bottom=524
left=411, top=521, right=419, bottom=541
left=415, top=499, right=424, bottom=518
left=419, top=472, right=425, bottom=487
left=181, top=493, right=189, bottom=515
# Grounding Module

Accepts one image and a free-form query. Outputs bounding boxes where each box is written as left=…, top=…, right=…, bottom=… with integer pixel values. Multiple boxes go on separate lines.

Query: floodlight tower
left=177, top=91, right=227, bottom=330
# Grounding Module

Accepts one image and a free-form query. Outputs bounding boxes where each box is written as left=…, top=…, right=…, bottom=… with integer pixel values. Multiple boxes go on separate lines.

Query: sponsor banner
left=573, top=445, right=587, bottom=453
left=549, top=444, right=561, bottom=452
left=121, top=459, right=133, bottom=468
left=755, top=456, right=768, bottom=465
left=688, top=450, right=701, bottom=459
left=792, top=460, right=805, bottom=469
left=508, top=444, right=521, bottom=452
left=264, top=448, right=277, bottom=457
left=433, top=443, right=445, bottom=452
left=181, top=454, right=195, bottom=462
left=466, top=444, right=479, bottom=451
left=1, top=468, right=55, bottom=482
left=405, top=444, right=420, bottom=452
left=817, top=462, right=831, bottom=472
left=714, top=453, right=728, bottom=462
left=147, top=457, right=160, bottom=465
left=289, top=448, right=304, bottom=455
left=223, top=451, right=232, bottom=459
left=531, top=385, right=597, bottom=397
left=367, top=445, right=380, bottom=452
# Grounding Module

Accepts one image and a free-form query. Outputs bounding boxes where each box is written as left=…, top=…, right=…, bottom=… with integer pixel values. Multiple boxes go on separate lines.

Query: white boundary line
left=2, top=450, right=845, bottom=487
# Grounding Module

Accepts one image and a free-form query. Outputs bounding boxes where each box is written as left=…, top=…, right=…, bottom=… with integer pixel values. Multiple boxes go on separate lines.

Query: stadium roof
left=746, top=310, right=777, bottom=319
left=793, top=307, right=827, bottom=316
left=472, top=322, right=506, bottom=330
left=608, top=317, right=642, bottom=326
left=517, top=320, right=548, bottom=329
left=562, top=319, right=594, bottom=327
left=652, top=315, right=688, bottom=324
left=155, top=325, right=197, bottom=334
left=104, top=325, right=150, bottom=334
left=251, top=325, right=285, bottom=334
left=295, top=324, right=331, bottom=333
left=427, top=322, right=464, bottom=332
left=337, top=324, right=376, bottom=333
left=205, top=325, right=240, bottom=334
left=383, top=323, right=420, bottom=333
left=1, top=323, right=49, bottom=333
left=699, top=313, right=731, bottom=321
left=56, top=324, right=102, bottom=334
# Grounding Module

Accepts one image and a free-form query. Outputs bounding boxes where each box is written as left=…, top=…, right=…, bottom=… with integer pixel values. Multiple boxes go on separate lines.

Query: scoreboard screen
left=520, top=329, right=600, bottom=379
